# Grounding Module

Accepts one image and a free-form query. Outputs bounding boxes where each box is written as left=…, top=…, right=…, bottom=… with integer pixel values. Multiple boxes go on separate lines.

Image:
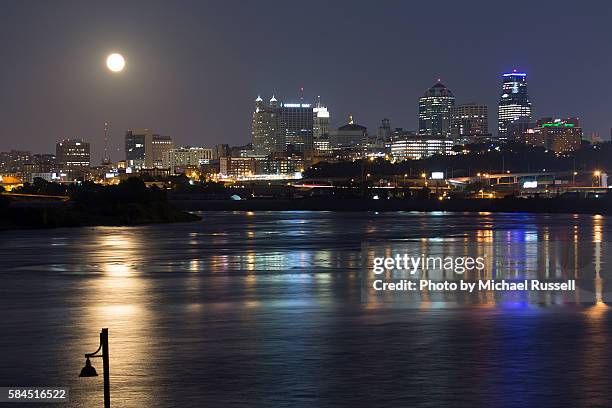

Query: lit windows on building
left=418, top=81, right=455, bottom=138
left=498, top=71, right=532, bottom=141
left=163, top=147, right=214, bottom=174
left=450, top=104, right=490, bottom=145
left=525, top=117, right=583, bottom=154
left=391, top=136, right=453, bottom=161
left=252, top=96, right=315, bottom=155
left=56, top=139, right=91, bottom=178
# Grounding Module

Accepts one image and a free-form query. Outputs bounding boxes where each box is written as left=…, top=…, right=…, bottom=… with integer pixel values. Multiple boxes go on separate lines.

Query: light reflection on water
left=0, top=212, right=611, bottom=407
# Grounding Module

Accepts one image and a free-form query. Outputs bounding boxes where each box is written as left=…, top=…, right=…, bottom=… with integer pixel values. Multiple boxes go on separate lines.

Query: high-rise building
left=252, top=95, right=314, bottom=156
left=313, top=101, right=331, bottom=154
left=279, top=103, right=314, bottom=153
left=418, top=81, right=455, bottom=138
left=313, top=101, right=330, bottom=139
left=252, top=96, right=280, bottom=155
left=498, top=71, right=532, bottom=142
left=56, top=139, right=90, bottom=178
left=450, top=104, right=490, bottom=145
left=524, top=117, right=583, bottom=154
left=125, top=128, right=154, bottom=169
left=377, top=118, right=392, bottom=143
left=151, top=135, right=174, bottom=168
left=124, top=129, right=172, bottom=169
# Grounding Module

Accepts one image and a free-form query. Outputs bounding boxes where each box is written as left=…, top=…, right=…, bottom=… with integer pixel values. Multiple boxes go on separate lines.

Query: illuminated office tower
left=279, top=103, right=314, bottom=153
left=313, top=99, right=330, bottom=139
left=418, top=80, right=455, bottom=138
left=498, top=71, right=532, bottom=141
left=252, top=96, right=280, bottom=155
left=252, top=95, right=314, bottom=155
left=450, top=104, right=490, bottom=145
left=56, top=139, right=90, bottom=177
left=313, top=100, right=331, bottom=153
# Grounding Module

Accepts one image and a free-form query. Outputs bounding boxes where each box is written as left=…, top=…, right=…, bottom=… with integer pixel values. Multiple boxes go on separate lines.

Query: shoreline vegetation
left=1, top=176, right=610, bottom=231
left=0, top=177, right=199, bottom=230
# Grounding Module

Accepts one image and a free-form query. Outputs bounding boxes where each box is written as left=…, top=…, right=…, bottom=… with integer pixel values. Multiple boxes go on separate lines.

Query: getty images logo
left=372, top=254, right=486, bottom=275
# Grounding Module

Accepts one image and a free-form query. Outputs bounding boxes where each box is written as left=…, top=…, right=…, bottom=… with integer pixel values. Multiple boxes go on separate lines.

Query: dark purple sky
left=1, top=1, right=611, bottom=161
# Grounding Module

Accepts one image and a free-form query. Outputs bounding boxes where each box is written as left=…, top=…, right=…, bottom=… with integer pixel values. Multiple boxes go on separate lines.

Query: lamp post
left=79, top=328, right=110, bottom=408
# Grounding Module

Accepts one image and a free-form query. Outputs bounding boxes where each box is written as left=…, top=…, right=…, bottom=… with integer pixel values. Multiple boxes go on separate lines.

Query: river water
left=0, top=211, right=611, bottom=407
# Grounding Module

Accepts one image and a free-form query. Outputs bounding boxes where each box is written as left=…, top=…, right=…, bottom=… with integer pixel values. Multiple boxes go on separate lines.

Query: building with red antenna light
left=418, top=81, right=455, bottom=138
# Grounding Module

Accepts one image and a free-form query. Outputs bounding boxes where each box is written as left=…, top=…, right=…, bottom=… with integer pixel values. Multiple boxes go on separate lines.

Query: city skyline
left=1, top=1, right=612, bottom=160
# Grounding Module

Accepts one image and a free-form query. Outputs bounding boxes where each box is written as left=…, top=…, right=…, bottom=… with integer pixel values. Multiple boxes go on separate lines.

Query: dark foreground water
left=0, top=211, right=611, bottom=407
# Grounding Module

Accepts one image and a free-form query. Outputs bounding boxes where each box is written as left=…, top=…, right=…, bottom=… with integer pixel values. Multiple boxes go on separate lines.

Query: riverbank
left=0, top=201, right=200, bottom=230
left=171, top=196, right=611, bottom=214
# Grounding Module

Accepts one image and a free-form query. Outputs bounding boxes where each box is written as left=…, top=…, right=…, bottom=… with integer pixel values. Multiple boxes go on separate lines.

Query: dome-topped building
left=418, top=80, right=455, bottom=138
left=423, top=81, right=454, bottom=98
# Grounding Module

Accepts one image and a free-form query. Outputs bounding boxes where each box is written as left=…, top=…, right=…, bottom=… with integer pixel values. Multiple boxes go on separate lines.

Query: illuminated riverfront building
left=524, top=117, right=583, bottom=154
left=219, top=157, right=257, bottom=178
left=498, top=71, right=532, bottom=141
left=163, top=147, right=213, bottom=174
left=418, top=81, right=455, bottom=138
left=450, top=104, right=490, bottom=145
left=391, top=134, right=453, bottom=161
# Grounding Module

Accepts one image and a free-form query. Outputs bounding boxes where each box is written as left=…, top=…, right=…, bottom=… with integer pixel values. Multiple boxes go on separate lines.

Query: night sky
left=1, top=1, right=611, bottom=161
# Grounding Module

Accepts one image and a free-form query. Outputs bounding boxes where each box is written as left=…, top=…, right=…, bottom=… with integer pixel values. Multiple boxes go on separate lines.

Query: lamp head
left=79, top=357, right=98, bottom=377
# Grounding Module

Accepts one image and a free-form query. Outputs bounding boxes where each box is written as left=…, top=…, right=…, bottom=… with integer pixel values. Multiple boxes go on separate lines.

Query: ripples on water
left=0, top=212, right=610, bottom=407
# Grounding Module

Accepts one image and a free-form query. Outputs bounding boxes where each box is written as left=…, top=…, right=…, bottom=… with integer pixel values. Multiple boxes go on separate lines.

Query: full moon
left=106, top=53, right=125, bottom=72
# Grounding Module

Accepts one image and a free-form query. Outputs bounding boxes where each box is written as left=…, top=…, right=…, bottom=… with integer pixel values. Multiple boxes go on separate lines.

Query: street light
left=79, top=328, right=110, bottom=408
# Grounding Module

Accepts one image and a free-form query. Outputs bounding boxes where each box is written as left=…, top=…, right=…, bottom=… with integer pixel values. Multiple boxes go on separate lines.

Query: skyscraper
left=252, top=95, right=314, bottom=155
left=252, top=96, right=280, bottom=155
left=124, top=129, right=173, bottom=169
left=377, top=118, right=392, bottom=142
left=313, top=100, right=331, bottom=154
left=498, top=71, right=532, bottom=142
left=450, top=104, right=490, bottom=145
left=418, top=81, right=455, bottom=138
left=280, top=103, right=314, bottom=153
left=313, top=100, right=330, bottom=140
left=125, top=128, right=153, bottom=169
